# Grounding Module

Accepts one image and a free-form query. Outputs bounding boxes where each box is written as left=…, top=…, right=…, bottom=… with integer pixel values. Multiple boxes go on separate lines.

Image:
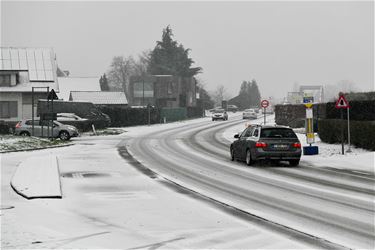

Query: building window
left=167, top=81, right=173, bottom=95
left=0, top=75, right=11, bottom=87
left=0, top=101, right=18, bottom=118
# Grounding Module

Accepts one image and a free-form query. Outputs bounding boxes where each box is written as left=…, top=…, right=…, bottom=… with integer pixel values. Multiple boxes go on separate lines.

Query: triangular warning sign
left=335, top=95, right=350, bottom=109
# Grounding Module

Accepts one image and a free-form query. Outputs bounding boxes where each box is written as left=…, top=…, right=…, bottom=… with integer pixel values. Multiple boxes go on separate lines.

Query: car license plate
left=273, top=144, right=288, bottom=149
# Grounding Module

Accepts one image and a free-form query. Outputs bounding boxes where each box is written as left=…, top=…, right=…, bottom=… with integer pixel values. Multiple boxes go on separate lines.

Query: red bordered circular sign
left=261, top=100, right=269, bottom=108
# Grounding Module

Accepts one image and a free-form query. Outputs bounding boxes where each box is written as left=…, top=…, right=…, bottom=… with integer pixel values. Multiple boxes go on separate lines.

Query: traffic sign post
left=302, top=103, right=319, bottom=155
left=335, top=93, right=350, bottom=155
left=261, top=100, right=269, bottom=125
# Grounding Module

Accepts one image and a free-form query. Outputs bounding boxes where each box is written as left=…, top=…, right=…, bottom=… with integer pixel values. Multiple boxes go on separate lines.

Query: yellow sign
left=307, top=132, right=315, bottom=144
left=304, top=103, right=313, bottom=108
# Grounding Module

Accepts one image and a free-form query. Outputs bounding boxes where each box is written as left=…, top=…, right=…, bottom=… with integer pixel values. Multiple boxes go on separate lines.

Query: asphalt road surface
left=125, top=115, right=375, bottom=249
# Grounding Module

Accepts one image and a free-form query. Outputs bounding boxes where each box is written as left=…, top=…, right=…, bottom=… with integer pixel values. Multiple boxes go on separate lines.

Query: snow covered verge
left=10, top=154, right=62, bottom=199
left=0, top=135, right=72, bottom=153
left=222, top=115, right=374, bottom=174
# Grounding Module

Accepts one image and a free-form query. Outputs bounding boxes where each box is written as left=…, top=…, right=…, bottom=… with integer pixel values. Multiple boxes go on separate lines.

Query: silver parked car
left=56, top=113, right=88, bottom=122
left=14, top=119, right=79, bottom=140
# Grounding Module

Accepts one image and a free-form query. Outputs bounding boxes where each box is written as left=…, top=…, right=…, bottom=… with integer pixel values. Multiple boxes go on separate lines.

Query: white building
left=0, top=47, right=59, bottom=122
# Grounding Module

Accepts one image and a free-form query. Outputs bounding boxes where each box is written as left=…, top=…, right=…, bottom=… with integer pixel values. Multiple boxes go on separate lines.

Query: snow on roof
left=0, top=47, right=59, bottom=93
left=69, top=91, right=128, bottom=105
left=0, top=81, right=59, bottom=93
left=58, top=77, right=100, bottom=100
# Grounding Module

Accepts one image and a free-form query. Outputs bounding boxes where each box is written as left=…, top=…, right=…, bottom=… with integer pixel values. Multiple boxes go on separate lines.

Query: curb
left=1, top=143, right=73, bottom=154
left=10, top=155, right=63, bottom=199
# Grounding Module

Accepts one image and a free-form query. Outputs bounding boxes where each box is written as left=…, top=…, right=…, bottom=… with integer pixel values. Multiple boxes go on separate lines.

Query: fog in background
left=2, top=1, right=374, bottom=101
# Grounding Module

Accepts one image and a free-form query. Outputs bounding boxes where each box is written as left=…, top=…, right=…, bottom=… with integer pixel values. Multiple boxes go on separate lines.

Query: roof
left=0, top=81, right=59, bottom=93
left=0, top=47, right=59, bottom=93
left=58, top=77, right=101, bottom=100
left=69, top=91, right=128, bottom=105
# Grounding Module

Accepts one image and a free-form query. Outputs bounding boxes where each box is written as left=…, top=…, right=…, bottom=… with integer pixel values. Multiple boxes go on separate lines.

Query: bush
left=187, top=106, right=203, bottom=118
left=325, top=100, right=375, bottom=121
left=318, top=119, right=375, bottom=151
left=0, top=123, right=10, bottom=134
left=100, top=107, right=160, bottom=127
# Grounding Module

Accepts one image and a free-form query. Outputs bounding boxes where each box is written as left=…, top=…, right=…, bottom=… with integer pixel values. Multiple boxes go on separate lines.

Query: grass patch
left=0, top=135, right=71, bottom=152
left=88, top=128, right=126, bottom=136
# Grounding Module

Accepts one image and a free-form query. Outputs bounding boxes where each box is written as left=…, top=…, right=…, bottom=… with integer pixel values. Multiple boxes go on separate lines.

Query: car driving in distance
left=230, top=125, right=301, bottom=166
left=242, top=109, right=258, bottom=119
left=14, top=119, right=79, bottom=140
left=212, top=109, right=228, bottom=121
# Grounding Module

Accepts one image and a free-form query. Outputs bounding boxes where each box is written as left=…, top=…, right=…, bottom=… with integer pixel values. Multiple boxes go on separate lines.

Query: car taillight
left=293, top=142, right=301, bottom=148
left=15, top=122, right=21, bottom=128
left=255, top=142, right=267, bottom=148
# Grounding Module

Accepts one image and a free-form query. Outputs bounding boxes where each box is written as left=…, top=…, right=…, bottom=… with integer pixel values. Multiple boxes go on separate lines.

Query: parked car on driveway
left=242, top=109, right=258, bottom=119
left=227, top=105, right=238, bottom=112
left=56, top=113, right=91, bottom=131
left=212, top=109, right=228, bottom=121
left=57, top=113, right=88, bottom=122
left=14, top=119, right=79, bottom=140
left=230, top=125, right=301, bottom=166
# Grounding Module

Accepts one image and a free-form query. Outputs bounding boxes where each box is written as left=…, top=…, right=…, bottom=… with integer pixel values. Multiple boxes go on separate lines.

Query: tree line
left=101, top=25, right=261, bottom=110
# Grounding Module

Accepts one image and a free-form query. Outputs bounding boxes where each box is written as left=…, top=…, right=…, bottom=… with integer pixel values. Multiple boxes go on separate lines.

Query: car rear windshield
left=260, top=128, right=297, bottom=139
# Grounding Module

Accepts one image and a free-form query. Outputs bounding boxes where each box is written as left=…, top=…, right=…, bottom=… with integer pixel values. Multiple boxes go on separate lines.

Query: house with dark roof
left=129, top=75, right=197, bottom=108
left=69, top=91, right=128, bottom=108
left=0, top=47, right=59, bottom=122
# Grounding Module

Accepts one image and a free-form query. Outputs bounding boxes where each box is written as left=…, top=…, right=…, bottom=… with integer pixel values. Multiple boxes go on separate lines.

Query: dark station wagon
left=230, top=125, right=302, bottom=166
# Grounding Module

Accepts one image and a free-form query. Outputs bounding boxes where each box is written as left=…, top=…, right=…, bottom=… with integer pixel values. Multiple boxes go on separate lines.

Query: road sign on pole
left=335, top=94, right=350, bottom=109
left=335, top=93, right=350, bottom=155
left=261, top=100, right=269, bottom=125
left=261, top=100, right=269, bottom=108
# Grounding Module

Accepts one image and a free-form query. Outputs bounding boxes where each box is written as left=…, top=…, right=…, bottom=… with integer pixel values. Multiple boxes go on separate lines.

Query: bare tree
left=212, top=85, right=228, bottom=106
left=107, top=56, right=135, bottom=97
left=133, top=50, right=151, bottom=77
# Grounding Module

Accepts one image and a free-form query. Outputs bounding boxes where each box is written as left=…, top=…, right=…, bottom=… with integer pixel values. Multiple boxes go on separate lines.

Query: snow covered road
left=127, top=114, right=375, bottom=249
left=1, top=113, right=374, bottom=249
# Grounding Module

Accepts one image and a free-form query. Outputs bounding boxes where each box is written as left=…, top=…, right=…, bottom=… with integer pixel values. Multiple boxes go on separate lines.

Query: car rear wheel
left=246, top=149, right=254, bottom=166
left=20, top=131, right=30, bottom=137
left=289, top=159, right=300, bottom=167
left=59, top=131, right=70, bottom=141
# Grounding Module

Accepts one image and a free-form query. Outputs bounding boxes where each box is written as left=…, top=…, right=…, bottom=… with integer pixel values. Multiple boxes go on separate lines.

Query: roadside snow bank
left=297, top=133, right=375, bottom=173
left=222, top=115, right=374, bottom=174
left=10, top=154, right=62, bottom=199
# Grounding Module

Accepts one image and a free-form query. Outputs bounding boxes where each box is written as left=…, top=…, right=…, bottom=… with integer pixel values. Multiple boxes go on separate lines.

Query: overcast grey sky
left=2, top=1, right=374, bottom=99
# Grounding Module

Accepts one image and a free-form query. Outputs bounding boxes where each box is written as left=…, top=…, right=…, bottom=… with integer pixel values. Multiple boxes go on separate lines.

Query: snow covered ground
left=1, top=113, right=373, bottom=249
left=1, top=129, right=309, bottom=249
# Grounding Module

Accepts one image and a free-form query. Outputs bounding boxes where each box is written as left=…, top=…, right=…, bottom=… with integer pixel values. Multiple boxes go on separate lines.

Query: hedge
left=324, top=100, right=375, bottom=121
left=318, top=119, right=375, bottom=151
left=100, top=107, right=160, bottom=127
